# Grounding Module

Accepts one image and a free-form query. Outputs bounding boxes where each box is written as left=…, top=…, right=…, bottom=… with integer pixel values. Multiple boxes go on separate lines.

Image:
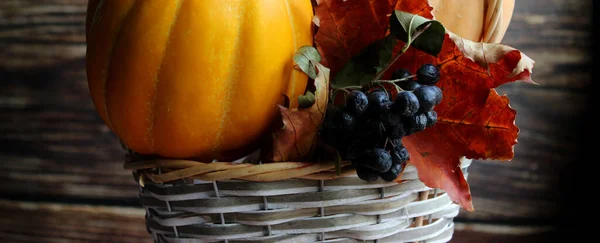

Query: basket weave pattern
left=129, top=158, right=471, bottom=243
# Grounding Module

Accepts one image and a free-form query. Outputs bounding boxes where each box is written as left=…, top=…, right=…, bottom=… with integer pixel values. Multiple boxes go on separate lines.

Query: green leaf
left=330, top=34, right=398, bottom=89
left=390, top=10, right=445, bottom=56
left=297, top=90, right=315, bottom=109
left=293, top=46, right=322, bottom=79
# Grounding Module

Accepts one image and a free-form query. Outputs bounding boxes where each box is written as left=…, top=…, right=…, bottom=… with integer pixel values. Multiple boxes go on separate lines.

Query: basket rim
left=124, top=153, right=472, bottom=185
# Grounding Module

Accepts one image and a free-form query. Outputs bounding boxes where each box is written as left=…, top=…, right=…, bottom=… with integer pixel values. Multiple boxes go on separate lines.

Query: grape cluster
left=321, top=64, right=443, bottom=182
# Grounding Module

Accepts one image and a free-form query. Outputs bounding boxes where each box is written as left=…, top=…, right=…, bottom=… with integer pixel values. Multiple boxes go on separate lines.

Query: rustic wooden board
left=0, top=200, right=149, bottom=243
left=0, top=199, right=557, bottom=243
left=0, top=0, right=590, bottom=232
left=452, top=223, right=559, bottom=243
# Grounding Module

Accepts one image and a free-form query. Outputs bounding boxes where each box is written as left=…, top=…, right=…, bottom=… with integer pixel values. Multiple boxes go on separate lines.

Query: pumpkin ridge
left=283, top=0, right=299, bottom=106
left=99, top=0, right=138, bottom=133
left=212, top=0, right=249, bottom=154
left=148, top=0, right=185, bottom=152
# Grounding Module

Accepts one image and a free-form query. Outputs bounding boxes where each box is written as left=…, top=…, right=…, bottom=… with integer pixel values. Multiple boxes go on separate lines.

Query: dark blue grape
left=416, top=64, right=440, bottom=85
left=333, top=110, right=356, bottom=131
left=392, top=91, right=420, bottom=117
left=380, top=163, right=404, bottom=182
left=392, top=68, right=412, bottom=80
left=356, top=167, right=379, bottom=182
left=403, top=113, right=427, bottom=135
left=379, top=102, right=402, bottom=127
left=345, top=90, right=369, bottom=116
left=425, top=110, right=438, bottom=128
left=356, top=148, right=392, bottom=173
left=392, top=143, right=410, bottom=164
left=413, top=85, right=442, bottom=113
left=367, top=90, right=390, bottom=114
left=398, top=80, right=422, bottom=91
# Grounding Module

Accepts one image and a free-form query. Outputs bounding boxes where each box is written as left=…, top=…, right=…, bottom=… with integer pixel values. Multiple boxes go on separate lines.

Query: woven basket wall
left=128, top=157, right=471, bottom=243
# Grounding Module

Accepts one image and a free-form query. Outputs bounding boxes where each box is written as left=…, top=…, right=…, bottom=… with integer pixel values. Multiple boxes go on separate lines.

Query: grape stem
left=370, top=23, right=432, bottom=83
left=330, top=85, right=365, bottom=104
left=372, top=74, right=416, bottom=85
left=331, top=85, right=363, bottom=95
left=383, top=137, right=390, bottom=149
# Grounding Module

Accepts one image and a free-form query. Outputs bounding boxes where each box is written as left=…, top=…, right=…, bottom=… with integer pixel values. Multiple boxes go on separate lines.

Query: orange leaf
left=262, top=63, right=331, bottom=162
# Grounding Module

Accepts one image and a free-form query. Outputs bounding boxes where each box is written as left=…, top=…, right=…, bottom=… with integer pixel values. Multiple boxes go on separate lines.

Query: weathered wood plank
left=451, top=223, right=557, bottom=243
left=0, top=200, right=149, bottom=243
left=0, top=82, right=583, bottom=209
left=502, top=0, right=592, bottom=48
left=0, top=0, right=87, bottom=69
left=0, top=199, right=557, bottom=243
left=0, top=0, right=593, bottom=89
left=0, top=0, right=591, bottom=225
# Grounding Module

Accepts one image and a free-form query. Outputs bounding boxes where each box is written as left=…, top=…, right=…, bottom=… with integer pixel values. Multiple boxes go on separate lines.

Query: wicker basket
left=125, top=152, right=472, bottom=243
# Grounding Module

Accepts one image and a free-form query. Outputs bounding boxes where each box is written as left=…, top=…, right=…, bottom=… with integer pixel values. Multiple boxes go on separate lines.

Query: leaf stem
left=370, top=23, right=433, bottom=83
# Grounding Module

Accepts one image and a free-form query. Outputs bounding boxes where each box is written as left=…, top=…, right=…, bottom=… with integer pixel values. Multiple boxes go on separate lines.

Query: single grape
left=345, top=90, right=369, bottom=116
left=398, top=80, right=422, bottom=91
left=356, top=167, right=379, bottom=182
left=392, top=91, right=420, bottom=117
left=416, top=64, right=440, bottom=85
left=380, top=163, right=404, bottom=182
left=413, top=85, right=442, bottom=113
left=391, top=68, right=412, bottom=80
left=379, top=101, right=401, bottom=127
left=403, top=113, right=427, bottom=135
left=356, top=148, right=393, bottom=173
left=425, top=110, right=438, bottom=128
left=367, top=90, right=390, bottom=114
left=333, top=110, right=356, bottom=131
left=392, top=143, right=410, bottom=164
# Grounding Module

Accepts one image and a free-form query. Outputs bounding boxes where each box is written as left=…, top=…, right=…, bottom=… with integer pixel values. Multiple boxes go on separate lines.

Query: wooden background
left=0, top=0, right=591, bottom=242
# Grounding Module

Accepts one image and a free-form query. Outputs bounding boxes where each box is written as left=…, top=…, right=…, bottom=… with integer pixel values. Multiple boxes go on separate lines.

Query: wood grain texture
left=0, top=0, right=592, bottom=241
left=0, top=200, right=149, bottom=243
left=0, top=199, right=558, bottom=243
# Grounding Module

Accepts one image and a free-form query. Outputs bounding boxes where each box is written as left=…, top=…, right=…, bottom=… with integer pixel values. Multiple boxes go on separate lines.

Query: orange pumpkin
left=430, top=0, right=515, bottom=43
left=85, top=0, right=314, bottom=160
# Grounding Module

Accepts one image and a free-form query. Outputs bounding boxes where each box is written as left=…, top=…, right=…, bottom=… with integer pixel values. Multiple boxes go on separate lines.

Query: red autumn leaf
left=313, top=0, right=397, bottom=77
left=313, top=0, right=535, bottom=211
left=262, top=63, right=330, bottom=162
left=388, top=2, right=535, bottom=212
